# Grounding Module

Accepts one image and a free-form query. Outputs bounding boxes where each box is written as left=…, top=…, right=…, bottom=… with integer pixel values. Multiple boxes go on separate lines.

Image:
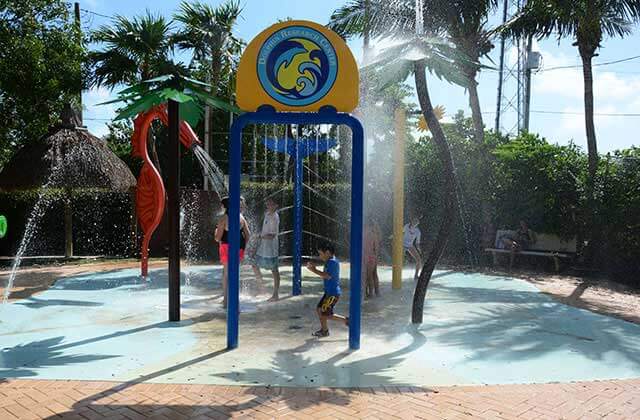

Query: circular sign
left=0, top=215, right=7, bottom=239
left=257, top=25, right=338, bottom=107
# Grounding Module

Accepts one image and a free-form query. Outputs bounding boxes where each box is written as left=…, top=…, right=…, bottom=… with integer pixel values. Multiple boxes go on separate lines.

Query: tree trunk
left=412, top=60, right=458, bottom=324
left=64, top=191, right=73, bottom=258
left=580, top=49, right=600, bottom=266
left=580, top=52, right=598, bottom=182
left=468, top=72, right=495, bottom=249
left=467, top=77, right=484, bottom=145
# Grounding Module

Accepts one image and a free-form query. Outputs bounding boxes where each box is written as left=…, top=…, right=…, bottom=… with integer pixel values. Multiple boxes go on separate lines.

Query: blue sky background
left=80, top=0, right=640, bottom=153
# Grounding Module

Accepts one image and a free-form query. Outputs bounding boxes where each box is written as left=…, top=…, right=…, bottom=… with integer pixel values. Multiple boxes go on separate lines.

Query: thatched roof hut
left=0, top=105, right=136, bottom=257
left=0, top=105, right=135, bottom=192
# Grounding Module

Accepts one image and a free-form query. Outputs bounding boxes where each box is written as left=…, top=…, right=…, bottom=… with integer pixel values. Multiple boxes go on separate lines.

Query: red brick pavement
left=0, top=378, right=639, bottom=419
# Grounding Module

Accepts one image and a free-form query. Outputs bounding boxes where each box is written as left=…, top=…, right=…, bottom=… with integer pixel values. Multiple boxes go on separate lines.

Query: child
left=403, top=216, right=422, bottom=281
left=363, top=217, right=381, bottom=298
left=250, top=198, right=281, bottom=301
left=215, top=196, right=251, bottom=309
left=306, top=242, right=348, bottom=338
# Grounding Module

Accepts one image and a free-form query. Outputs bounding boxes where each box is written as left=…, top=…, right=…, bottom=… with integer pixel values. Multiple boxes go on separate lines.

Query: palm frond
left=364, top=36, right=472, bottom=89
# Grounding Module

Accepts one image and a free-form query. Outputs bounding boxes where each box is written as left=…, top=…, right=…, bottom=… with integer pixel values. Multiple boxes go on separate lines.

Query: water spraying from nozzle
left=415, top=0, right=424, bottom=36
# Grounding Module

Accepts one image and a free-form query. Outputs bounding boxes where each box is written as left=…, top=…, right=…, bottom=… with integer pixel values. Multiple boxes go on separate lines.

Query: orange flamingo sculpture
left=132, top=104, right=201, bottom=277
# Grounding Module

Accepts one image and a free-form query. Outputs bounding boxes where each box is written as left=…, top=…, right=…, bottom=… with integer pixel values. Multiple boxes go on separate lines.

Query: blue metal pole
left=227, top=107, right=362, bottom=350
left=227, top=116, right=245, bottom=350
left=293, top=144, right=303, bottom=296
left=347, top=117, right=364, bottom=351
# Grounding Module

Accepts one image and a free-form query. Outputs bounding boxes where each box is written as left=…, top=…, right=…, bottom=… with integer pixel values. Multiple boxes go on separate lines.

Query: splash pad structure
left=262, top=136, right=337, bottom=296
left=228, top=21, right=364, bottom=350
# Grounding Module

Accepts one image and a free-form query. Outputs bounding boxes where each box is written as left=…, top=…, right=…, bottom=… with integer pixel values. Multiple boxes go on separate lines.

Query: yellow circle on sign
left=237, top=20, right=359, bottom=113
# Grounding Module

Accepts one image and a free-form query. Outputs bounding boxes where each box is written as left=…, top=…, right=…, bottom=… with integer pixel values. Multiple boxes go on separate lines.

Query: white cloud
left=533, top=47, right=640, bottom=102
left=559, top=104, right=616, bottom=133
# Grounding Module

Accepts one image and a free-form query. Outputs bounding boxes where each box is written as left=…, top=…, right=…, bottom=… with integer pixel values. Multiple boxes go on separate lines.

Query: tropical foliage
left=0, top=0, right=85, bottom=169
left=87, top=12, right=181, bottom=88
left=401, top=113, right=640, bottom=283
left=1, top=0, right=640, bottom=287
left=499, top=0, right=640, bottom=264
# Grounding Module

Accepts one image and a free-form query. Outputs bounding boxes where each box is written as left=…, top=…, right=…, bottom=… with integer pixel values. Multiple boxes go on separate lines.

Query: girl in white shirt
left=251, top=198, right=281, bottom=301
left=403, top=217, right=422, bottom=281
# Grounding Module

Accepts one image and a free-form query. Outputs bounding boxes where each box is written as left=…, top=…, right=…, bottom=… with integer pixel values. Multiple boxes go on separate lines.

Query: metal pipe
left=303, top=205, right=347, bottom=227
left=227, top=108, right=363, bottom=351
left=495, top=0, right=509, bottom=133
left=349, top=115, right=364, bottom=351
left=523, top=35, right=534, bottom=131
left=227, top=112, right=243, bottom=349
left=167, top=100, right=181, bottom=322
left=293, top=145, right=303, bottom=296
left=302, top=183, right=338, bottom=206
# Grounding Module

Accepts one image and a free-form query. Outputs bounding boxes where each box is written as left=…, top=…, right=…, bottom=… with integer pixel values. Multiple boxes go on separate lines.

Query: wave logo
left=257, top=26, right=338, bottom=107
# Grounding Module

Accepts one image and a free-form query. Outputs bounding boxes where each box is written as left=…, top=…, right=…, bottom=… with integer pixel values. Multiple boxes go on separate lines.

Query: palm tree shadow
left=427, top=282, right=640, bottom=365
left=0, top=313, right=217, bottom=381
left=0, top=336, right=117, bottom=379
left=212, top=326, right=428, bottom=411
left=15, top=297, right=103, bottom=308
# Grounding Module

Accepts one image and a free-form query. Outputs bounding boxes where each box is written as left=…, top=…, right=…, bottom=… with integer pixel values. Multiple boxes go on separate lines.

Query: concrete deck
left=1, top=265, right=640, bottom=388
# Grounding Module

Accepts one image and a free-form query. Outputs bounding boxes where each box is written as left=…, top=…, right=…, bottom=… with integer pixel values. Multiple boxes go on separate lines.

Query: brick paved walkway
left=0, top=379, right=639, bottom=419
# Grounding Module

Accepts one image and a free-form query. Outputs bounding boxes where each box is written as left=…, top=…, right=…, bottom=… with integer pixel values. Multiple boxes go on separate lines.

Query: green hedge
left=0, top=189, right=136, bottom=258
left=402, top=116, right=640, bottom=281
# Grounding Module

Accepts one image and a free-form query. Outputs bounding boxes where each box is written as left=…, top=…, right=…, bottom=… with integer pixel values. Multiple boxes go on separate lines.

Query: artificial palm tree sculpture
left=331, top=1, right=477, bottom=323
left=330, top=0, right=497, bottom=145
left=103, top=73, right=240, bottom=321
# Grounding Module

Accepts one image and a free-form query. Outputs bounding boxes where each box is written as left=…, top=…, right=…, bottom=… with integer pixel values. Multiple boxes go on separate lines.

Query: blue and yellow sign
left=237, top=20, right=358, bottom=113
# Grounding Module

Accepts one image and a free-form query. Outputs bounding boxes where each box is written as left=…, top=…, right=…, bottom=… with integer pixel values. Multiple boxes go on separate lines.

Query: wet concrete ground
left=1, top=264, right=640, bottom=387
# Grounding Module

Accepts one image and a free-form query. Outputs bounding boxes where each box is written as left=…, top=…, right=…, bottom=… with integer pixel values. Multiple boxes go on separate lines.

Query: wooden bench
left=485, top=229, right=577, bottom=272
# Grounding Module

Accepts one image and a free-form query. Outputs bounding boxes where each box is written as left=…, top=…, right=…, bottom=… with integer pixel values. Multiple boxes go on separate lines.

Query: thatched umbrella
left=0, top=104, right=136, bottom=257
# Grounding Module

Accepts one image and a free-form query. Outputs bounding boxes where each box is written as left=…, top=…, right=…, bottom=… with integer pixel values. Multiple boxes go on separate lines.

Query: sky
left=80, top=0, right=640, bottom=153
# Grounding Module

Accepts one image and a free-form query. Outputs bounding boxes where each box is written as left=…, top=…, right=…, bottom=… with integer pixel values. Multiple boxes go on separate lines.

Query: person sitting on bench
left=500, top=220, right=537, bottom=251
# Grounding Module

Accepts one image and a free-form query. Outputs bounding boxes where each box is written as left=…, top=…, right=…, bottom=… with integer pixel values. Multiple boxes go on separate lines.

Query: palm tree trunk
left=467, top=78, right=484, bottom=144
left=467, top=73, right=495, bottom=248
left=412, top=60, right=457, bottom=324
left=580, top=52, right=598, bottom=181
left=580, top=49, right=600, bottom=266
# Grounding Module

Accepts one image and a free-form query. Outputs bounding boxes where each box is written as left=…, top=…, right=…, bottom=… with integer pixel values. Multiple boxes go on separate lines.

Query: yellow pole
left=392, top=108, right=406, bottom=289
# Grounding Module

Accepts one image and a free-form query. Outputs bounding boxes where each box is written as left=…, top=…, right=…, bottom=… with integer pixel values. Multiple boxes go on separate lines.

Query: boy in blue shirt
left=306, top=242, right=348, bottom=338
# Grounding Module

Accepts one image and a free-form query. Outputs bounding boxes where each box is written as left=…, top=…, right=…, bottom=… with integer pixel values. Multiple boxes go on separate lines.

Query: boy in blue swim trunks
left=306, top=242, right=348, bottom=338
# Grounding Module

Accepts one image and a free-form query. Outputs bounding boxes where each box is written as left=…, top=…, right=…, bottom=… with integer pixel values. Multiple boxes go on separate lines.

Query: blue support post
left=227, top=115, right=244, bottom=350
left=293, top=147, right=303, bottom=296
left=228, top=106, right=363, bottom=350
left=348, top=118, right=364, bottom=350
left=262, top=136, right=336, bottom=297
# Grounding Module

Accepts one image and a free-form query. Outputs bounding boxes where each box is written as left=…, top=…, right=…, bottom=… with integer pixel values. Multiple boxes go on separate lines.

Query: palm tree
left=88, top=12, right=183, bottom=172
left=88, top=12, right=178, bottom=87
left=436, top=0, right=498, bottom=144
left=173, top=0, right=243, bottom=172
left=499, top=0, right=640, bottom=264
left=173, top=0, right=243, bottom=96
left=330, top=0, right=497, bottom=144
left=331, top=2, right=472, bottom=324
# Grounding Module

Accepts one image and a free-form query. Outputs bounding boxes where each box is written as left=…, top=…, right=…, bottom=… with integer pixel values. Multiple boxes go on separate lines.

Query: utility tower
left=495, top=0, right=539, bottom=135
